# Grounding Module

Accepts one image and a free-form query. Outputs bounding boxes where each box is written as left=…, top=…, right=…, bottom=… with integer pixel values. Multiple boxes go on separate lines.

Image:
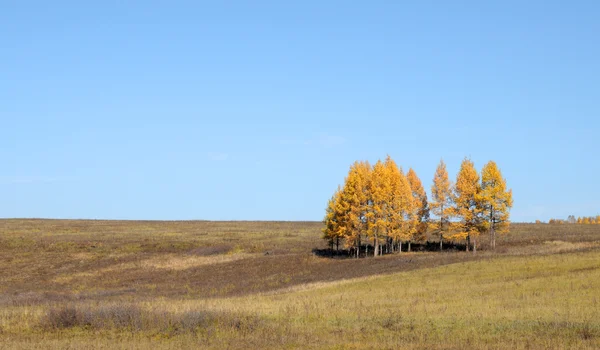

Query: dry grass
left=1, top=219, right=600, bottom=349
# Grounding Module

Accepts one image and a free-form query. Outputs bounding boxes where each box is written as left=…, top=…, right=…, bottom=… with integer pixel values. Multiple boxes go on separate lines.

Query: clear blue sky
left=2, top=1, right=599, bottom=222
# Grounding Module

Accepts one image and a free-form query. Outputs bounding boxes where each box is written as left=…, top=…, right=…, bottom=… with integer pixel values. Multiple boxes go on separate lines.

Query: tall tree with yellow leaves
left=384, top=156, right=413, bottom=253
left=322, top=187, right=343, bottom=252
left=430, top=159, right=453, bottom=250
left=452, top=158, right=482, bottom=252
left=340, top=161, right=371, bottom=258
left=367, top=160, right=391, bottom=257
left=477, top=161, right=513, bottom=250
left=406, top=168, right=429, bottom=251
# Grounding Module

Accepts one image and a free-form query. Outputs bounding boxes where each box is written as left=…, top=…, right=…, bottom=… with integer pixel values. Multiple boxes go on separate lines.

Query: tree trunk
left=408, top=241, right=411, bottom=252
left=439, top=216, right=443, bottom=252
left=374, top=235, right=378, bottom=257
left=490, top=206, right=495, bottom=250
left=473, top=236, right=477, bottom=254
left=356, top=235, right=361, bottom=259
left=466, top=234, right=470, bottom=252
left=336, top=237, right=339, bottom=252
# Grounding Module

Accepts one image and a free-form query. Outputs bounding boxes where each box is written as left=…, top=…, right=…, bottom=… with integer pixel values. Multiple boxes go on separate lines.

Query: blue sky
left=2, top=1, right=599, bottom=222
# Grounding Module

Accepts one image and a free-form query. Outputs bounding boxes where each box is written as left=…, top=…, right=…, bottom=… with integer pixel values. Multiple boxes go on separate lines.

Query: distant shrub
left=40, top=304, right=265, bottom=335
left=44, top=306, right=80, bottom=329
left=188, top=244, right=233, bottom=256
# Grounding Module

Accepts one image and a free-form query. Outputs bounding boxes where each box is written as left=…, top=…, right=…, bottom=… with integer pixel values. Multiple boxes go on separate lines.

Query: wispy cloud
left=206, top=152, right=229, bottom=161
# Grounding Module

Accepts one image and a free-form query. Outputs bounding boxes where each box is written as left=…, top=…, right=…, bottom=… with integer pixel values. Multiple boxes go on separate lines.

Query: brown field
left=1, top=219, right=600, bottom=349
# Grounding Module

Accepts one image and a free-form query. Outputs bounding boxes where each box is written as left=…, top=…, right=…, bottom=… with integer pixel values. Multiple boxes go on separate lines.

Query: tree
left=322, top=188, right=343, bottom=252
left=367, top=160, right=391, bottom=257
left=477, top=161, right=513, bottom=250
left=452, top=158, right=482, bottom=252
left=430, top=159, right=453, bottom=250
left=341, top=161, right=371, bottom=258
left=406, top=168, right=429, bottom=251
left=385, top=156, right=413, bottom=253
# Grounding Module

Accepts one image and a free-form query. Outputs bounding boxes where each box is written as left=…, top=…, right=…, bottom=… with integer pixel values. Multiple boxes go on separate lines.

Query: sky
left=1, top=1, right=599, bottom=222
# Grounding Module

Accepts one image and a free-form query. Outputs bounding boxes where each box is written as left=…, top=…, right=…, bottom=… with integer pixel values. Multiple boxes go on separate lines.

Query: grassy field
left=1, top=219, right=599, bottom=349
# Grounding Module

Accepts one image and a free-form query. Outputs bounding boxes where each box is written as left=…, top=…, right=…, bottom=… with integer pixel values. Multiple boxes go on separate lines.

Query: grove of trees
left=322, top=157, right=513, bottom=257
left=548, top=216, right=600, bottom=225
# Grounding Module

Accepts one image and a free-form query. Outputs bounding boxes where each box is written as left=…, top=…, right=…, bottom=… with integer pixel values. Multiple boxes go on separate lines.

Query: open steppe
left=1, top=220, right=599, bottom=349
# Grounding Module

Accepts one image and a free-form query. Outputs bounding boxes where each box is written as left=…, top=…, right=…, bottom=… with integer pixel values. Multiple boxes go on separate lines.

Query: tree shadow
left=312, top=241, right=470, bottom=259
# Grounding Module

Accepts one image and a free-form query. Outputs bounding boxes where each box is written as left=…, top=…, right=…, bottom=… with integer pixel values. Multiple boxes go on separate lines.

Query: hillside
left=1, top=220, right=599, bottom=349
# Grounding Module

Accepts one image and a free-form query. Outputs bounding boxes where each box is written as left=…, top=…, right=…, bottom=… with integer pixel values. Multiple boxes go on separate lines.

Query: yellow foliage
left=340, top=161, right=371, bottom=248
left=477, top=161, right=513, bottom=249
left=323, top=161, right=372, bottom=250
left=322, top=187, right=344, bottom=244
left=367, top=160, right=390, bottom=240
left=385, top=156, right=414, bottom=242
left=430, top=159, right=453, bottom=243
left=451, top=158, right=482, bottom=244
left=407, top=168, right=430, bottom=242
left=324, top=157, right=513, bottom=253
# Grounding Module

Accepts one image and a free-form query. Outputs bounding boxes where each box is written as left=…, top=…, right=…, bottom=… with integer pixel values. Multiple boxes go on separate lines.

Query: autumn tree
left=406, top=168, right=429, bottom=251
left=367, top=160, right=391, bottom=257
left=384, top=156, right=413, bottom=253
left=340, top=161, right=371, bottom=258
left=323, top=156, right=514, bottom=256
left=477, top=161, right=513, bottom=250
left=430, top=159, right=453, bottom=250
left=322, top=188, right=343, bottom=251
left=452, top=158, right=482, bottom=252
